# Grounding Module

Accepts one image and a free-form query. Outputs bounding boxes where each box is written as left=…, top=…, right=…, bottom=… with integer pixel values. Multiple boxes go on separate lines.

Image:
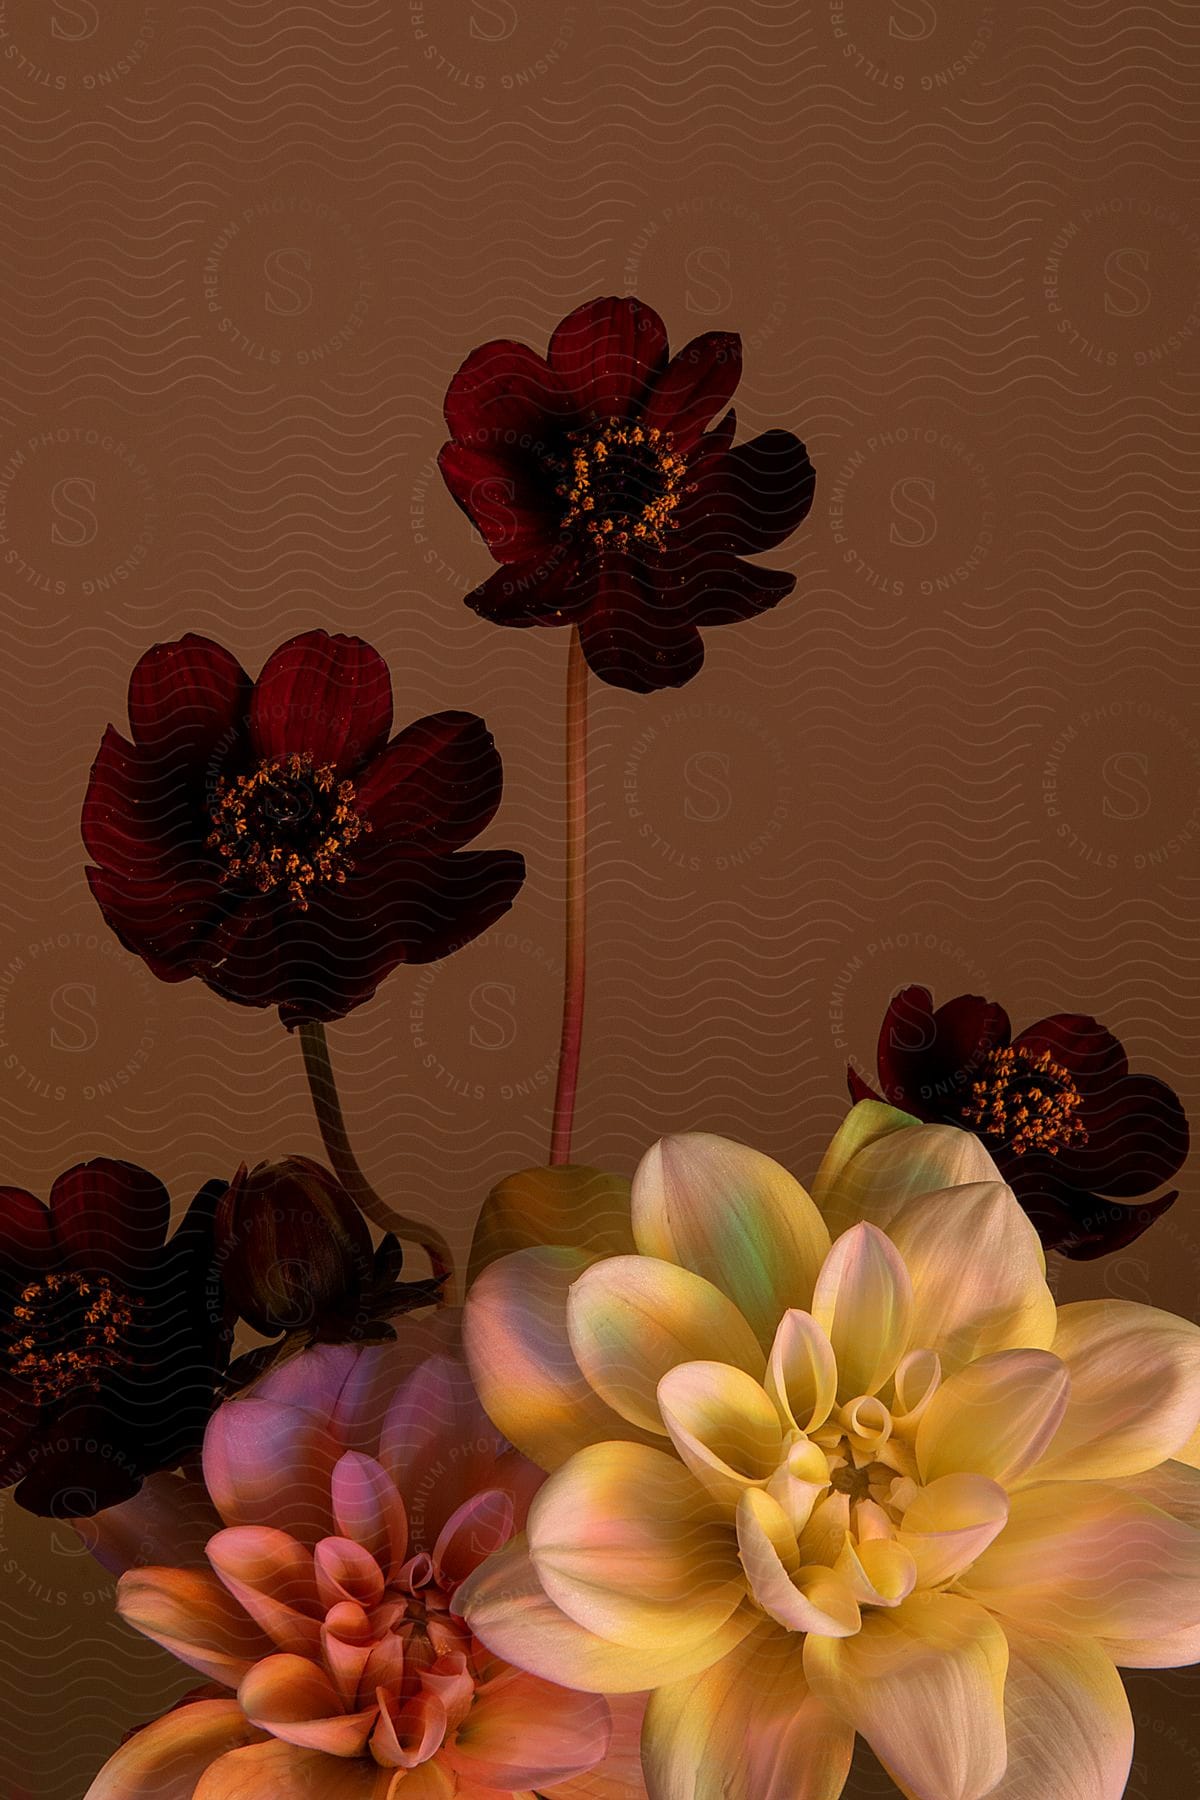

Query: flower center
left=206, top=751, right=370, bottom=911
left=6, top=1272, right=140, bottom=1405
left=961, top=1044, right=1089, bottom=1157
left=555, top=418, right=688, bottom=553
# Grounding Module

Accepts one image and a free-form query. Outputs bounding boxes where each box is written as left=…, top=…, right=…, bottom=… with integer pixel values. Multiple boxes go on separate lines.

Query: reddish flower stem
left=549, top=627, right=589, bottom=1166
left=297, top=1019, right=453, bottom=1289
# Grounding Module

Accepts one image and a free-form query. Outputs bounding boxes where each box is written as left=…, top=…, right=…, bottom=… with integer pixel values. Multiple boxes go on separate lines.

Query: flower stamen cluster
left=962, top=1045, right=1088, bottom=1157
left=555, top=419, right=688, bottom=554
left=206, top=750, right=370, bottom=911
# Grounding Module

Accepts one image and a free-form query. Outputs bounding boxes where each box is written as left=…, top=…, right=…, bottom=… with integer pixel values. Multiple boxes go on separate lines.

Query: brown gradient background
left=0, top=0, right=1198, bottom=1793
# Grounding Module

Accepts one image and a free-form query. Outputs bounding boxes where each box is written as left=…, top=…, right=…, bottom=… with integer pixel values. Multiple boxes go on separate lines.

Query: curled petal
left=736, top=1489, right=860, bottom=1637
left=528, top=1442, right=745, bottom=1652
left=811, top=1224, right=913, bottom=1399
left=898, top=1474, right=1010, bottom=1588
left=566, top=1254, right=764, bottom=1435
left=433, top=1488, right=515, bottom=1587
left=331, top=1452, right=408, bottom=1576
left=206, top=1527, right=321, bottom=1656
left=657, top=1360, right=785, bottom=1508
left=631, top=1134, right=830, bottom=1347
left=767, top=1310, right=838, bottom=1434
left=915, top=1350, right=1070, bottom=1486
left=238, top=1653, right=375, bottom=1756
left=834, top=1537, right=917, bottom=1609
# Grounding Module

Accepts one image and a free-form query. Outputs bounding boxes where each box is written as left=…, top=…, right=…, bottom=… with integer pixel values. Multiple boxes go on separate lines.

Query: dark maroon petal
left=1054, top=1072, right=1189, bottom=1197
left=82, top=726, right=212, bottom=882
left=1013, top=1013, right=1130, bottom=1098
left=465, top=546, right=585, bottom=628
left=642, top=332, right=742, bottom=450
left=127, top=635, right=252, bottom=765
left=546, top=297, right=670, bottom=421
left=443, top=339, right=570, bottom=447
left=847, top=1067, right=883, bottom=1104
left=576, top=557, right=705, bottom=693
left=684, top=430, right=816, bottom=555
left=10, top=1403, right=146, bottom=1518
left=249, top=632, right=393, bottom=772
left=877, top=987, right=1012, bottom=1121
left=49, top=1160, right=172, bottom=1276
left=357, top=712, right=505, bottom=852
left=0, top=1189, right=54, bottom=1299
left=437, top=441, right=562, bottom=564
left=677, top=554, right=795, bottom=629
left=85, top=863, right=222, bottom=980
left=1010, top=1160, right=1179, bottom=1259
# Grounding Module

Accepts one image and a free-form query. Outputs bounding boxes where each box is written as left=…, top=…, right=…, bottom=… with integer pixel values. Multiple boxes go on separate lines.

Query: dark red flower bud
left=215, top=1157, right=375, bottom=1338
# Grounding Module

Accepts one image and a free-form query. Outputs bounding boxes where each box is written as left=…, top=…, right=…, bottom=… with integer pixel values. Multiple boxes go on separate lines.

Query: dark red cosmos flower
left=438, top=296, right=816, bottom=693
left=0, top=1161, right=229, bottom=1517
left=83, top=631, right=525, bottom=1026
left=849, top=984, right=1190, bottom=1259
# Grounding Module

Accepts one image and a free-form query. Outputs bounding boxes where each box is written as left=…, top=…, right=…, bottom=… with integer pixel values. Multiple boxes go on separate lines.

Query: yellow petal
left=963, top=1479, right=1200, bottom=1640
left=528, top=1441, right=745, bottom=1652
left=463, top=1245, right=652, bottom=1472
left=915, top=1349, right=1071, bottom=1486
left=834, top=1536, right=918, bottom=1608
left=812, top=1106, right=999, bottom=1243
left=566, top=1255, right=764, bottom=1436
left=1029, top=1300, right=1200, bottom=1483
left=657, top=1360, right=785, bottom=1509
left=803, top=1591, right=1009, bottom=1800
left=766, top=1310, right=839, bottom=1434
left=642, top=1620, right=855, bottom=1800
left=456, top=1533, right=756, bottom=1694
left=631, top=1134, right=830, bottom=1347
left=897, top=1473, right=1009, bottom=1587
left=84, top=1700, right=261, bottom=1800
left=468, top=1164, right=635, bottom=1284
left=982, top=1622, right=1133, bottom=1800
left=1094, top=1461, right=1200, bottom=1668
left=811, top=1224, right=913, bottom=1399
left=736, top=1488, right=861, bottom=1637
left=886, top=1183, right=1056, bottom=1373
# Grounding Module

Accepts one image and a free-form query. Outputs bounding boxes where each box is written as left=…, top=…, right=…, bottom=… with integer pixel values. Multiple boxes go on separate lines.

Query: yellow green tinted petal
left=811, top=1224, right=913, bottom=1400
left=886, top=1183, right=1056, bottom=1373
left=528, top=1442, right=745, bottom=1652
left=641, top=1620, right=854, bottom=1800
left=766, top=1310, right=838, bottom=1434
left=566, top=1254, right=764, bottom=1436
left=813, top=1107, right=998, bottom=1243
left=963, top=1479, right=1200, bottom=1640
left=736, top=1488, right=860, bottom=1637
left=897, top=1473, right=1009, bottom=1588
left=456, top=1533, right=756, bottom=1694
left=463, top=1246, right=653, bottom=1472
left=915, top=1349, right=1070, bottom=1486
left=986, top=1623, right=1133, bottom=1800
left=1029, top=1301, right=1200, bottom=1483
left=657, top=1360, right=785, bottom=1509
left=631, top=1134, right=831, bottom=1347
left=803, top=1591, right=1009, bottom=1800
left=467, top=1164, right=635, bottom=1284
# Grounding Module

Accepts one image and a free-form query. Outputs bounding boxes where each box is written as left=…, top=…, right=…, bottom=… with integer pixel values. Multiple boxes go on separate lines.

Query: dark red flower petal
left=1053, top=1072, right=1189, bottom=1198
left=444, top=339, right=570, bottom=447
left=0, top=1189, right=54, bottom=1300
left=546, top=297, right=670, bottom=422
left=82, top=727, right=210, bottom=879
left=876, top=986, right=1012, bottom=1120
left=678, top=553, right=795, bottom=629
left=465, top=547, right=585, bottom=628
left=576, top=557, right=705, bottom=693
left=49, top=1159, right=172, bottom=1277
left=127, top=635, right=252, bottom=767
left=1013, top=1013, right=1130, bottom=1098
left=85, top=863, right=222, bottom=980
left=684, top=430, right=816, bottom=556
left=356, top=712, right=505, bottom=851
left=249, top=631, right=393, bottom=772
left=847, top=1067, right=884, bottom=1104
left=643, top=332, right=743, bottom=450
left=437, top=440, right=563, bottom=564
left=10, top=1400, right=146, bottom=1517
left=1011, top=1163, right=1179, bottom=1260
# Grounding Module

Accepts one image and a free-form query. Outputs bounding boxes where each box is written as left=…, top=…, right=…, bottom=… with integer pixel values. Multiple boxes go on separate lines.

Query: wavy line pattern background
left=0, top=1, right=1198, bottom=1793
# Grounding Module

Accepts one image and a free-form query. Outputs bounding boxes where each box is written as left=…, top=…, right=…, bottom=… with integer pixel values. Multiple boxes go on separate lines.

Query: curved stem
left=549, top=626, right=589, bottom=1166
left=298, top=1019, right=453, bottom=1289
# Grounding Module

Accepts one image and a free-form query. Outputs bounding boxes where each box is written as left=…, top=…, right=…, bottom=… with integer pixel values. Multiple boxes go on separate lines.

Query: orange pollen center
left=206, top=751, right=370, bottom=911
left=961, top=1045, right=1089, bottom=1157
left=556, top=418, right=688, bottom=553
left=7, top=1272, right=140, bottom=1405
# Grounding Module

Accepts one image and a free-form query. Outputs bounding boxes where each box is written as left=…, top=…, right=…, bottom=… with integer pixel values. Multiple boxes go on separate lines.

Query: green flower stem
left=549, top=626, right=589, bottom=1166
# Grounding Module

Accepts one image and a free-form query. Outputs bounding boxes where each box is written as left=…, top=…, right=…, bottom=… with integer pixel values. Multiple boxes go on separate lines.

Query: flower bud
left=214, top=1158, right=375, bottom=1338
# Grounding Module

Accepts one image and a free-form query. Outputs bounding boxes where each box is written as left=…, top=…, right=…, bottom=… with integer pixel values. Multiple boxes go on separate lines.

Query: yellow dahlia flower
left=457, top=1102, right=1200, bottom=1800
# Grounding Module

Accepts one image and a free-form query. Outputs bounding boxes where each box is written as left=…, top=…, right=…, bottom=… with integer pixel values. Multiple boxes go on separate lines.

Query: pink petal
left=203, top=1399, right=339, bottom=1544
left=84, top=1470, right=223, bottom=1576
left=446, top=1668, right=611, bottom=1789
left=371, top=1687, right=448, bottom=1769
left=433, top=1488, right=515, bottom=1588
left=332, top=1452, right=408, bottom=1576
left=117, top=1568, right=273, bottom=1688
left=238, top=1653, right=376, bottom=1756
left=192, top=1739, right=394, bottom=1798
left=313, top=1536, right=386, bottom=1611
left=206, top=1527, right=321, bottom=1656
